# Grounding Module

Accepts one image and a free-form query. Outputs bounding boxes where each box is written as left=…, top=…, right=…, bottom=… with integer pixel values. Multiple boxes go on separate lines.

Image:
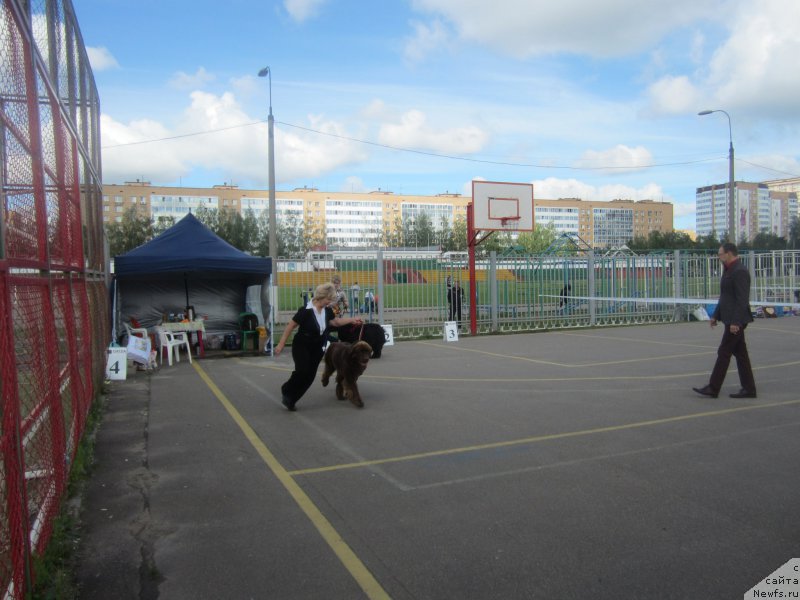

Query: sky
left=73, top=0, right=800, bottom=231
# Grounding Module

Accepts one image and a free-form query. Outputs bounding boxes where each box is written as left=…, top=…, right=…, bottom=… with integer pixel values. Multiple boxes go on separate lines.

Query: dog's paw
left=321, top=376, right=329, bottom=387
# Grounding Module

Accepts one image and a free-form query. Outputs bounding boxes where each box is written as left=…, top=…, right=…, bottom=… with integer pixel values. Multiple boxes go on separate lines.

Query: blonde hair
left=314, top=282, right=337, bottom=303
left=331, top=275, right=342, bottom=285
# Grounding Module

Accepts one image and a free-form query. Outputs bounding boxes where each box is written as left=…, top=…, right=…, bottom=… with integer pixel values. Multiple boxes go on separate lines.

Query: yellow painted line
left=244, top=358, right=800, bottom=383
left=288, top=399, right=800, bottom=476
left=415, top=340, right=716, bottom=368
left=415, top=341, right=571, bottom=366
left=558, top=331, right=717, bottom=349
left=192, top=362, right=390, bottom=600
left=756, top=325, right=800, bottom=336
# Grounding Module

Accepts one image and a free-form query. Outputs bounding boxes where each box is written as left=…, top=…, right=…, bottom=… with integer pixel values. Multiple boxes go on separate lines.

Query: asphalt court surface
left=78, top=318, right=800, bottom=599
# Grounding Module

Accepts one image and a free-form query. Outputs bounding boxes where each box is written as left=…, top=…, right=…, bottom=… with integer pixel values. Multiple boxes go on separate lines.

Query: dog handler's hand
left=274, top=342, right=284, bottom=356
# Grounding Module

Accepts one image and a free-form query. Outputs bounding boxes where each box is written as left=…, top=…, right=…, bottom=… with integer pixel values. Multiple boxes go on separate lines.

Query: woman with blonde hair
left=275, top=282, right=362, bottom=411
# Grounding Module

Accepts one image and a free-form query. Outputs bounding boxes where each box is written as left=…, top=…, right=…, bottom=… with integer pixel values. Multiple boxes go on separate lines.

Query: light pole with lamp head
left=258, top=66, right=277, bottom=258
left=698, top=109, right=735, bottom=243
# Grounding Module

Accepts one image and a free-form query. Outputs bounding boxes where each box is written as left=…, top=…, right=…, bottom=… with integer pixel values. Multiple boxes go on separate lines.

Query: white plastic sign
left=382, top=324, right=394, bottom=346
left=444, top=321, right=459, bottom=342
left=106, top=347, right=128, bottom=380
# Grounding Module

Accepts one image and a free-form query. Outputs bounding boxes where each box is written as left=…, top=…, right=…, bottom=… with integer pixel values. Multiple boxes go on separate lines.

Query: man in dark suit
left=693, top=242, right=757, bottom=399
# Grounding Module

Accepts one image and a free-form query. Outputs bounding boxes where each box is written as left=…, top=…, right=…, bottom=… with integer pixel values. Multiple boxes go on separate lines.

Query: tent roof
left=114, top=213, right=272, bottom=277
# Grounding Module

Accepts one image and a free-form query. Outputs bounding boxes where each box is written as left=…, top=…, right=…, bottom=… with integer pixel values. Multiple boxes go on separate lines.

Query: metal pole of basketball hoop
left=467, top=204, right=478, bottom=335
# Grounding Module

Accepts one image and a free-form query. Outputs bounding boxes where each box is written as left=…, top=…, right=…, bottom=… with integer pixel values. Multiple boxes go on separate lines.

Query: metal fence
left=1, top=0, right=107, bottom=597
left=273, top=250, right=800, bottom=340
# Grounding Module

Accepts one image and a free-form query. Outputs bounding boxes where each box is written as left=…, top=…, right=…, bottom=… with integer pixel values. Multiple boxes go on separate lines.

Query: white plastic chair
left=156, top=327, right=192, bottom=366
left=124, top=322, right=149, bottom=342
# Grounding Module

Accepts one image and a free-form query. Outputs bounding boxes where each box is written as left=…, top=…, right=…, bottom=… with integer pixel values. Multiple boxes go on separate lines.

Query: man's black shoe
left=729, top=389, right=757, bottom=399
left=692, top=385, right=718, bottom=398
left=282, top=395, right=297, bottom=411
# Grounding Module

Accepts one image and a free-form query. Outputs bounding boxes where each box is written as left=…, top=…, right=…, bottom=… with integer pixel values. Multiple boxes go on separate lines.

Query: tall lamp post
left=258, top=66, right=277, bottom=258
left=698, top=109, right=735, bottom=242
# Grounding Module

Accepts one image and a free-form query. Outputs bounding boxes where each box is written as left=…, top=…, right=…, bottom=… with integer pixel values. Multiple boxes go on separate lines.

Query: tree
left=276, top=213, right=304, bottom=257
left=744, top=230, right=787, bottom=251
left=643, top=230, right=695, bottom=250
left=451, top=215, right=467, bottom=252
left=152, top=215, right=175, bottom=236
left=214, top=208, right=259, bottom=254
left=627, top=235, right=650, bottom=251
left=105, top=206, right=153, bottom=256
left=516, top=223, right=558, bottom=253
left=476, top=230, right=509, bottom=257
left=412, top=212, right=436, bottom=248
left=383, top=215, right=404, bottom=248
left=194, top=206, right=219, bottom=232
left=788, top=217, right=799, bottom=250
left=193, top=206, right=259, bottom=254
left=695, top=231, right=721, bottom=250
left=302, top=217, right=326, bottom=252
left=437, top=215, right=454, bottom=251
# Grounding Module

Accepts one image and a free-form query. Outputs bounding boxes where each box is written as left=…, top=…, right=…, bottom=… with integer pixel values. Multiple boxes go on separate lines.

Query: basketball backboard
left=472, top=181, right=534, bottom=232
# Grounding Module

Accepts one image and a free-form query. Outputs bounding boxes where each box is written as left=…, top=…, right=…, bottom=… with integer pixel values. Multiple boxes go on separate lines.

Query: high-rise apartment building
left=696, top=182, right=797, bottom=240
left=102, top=181, right=673, bottom=249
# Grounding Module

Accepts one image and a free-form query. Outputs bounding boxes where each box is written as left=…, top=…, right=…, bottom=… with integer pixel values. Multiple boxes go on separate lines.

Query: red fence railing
left=1, top=0, right=107, bottom=597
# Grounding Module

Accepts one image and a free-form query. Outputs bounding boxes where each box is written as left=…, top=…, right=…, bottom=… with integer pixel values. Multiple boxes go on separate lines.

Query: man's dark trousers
left=709, top=324, right=756, bottom=394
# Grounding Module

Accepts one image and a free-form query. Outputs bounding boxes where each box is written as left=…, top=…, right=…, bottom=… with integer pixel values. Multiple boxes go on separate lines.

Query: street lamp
left=698, top=109, right=735, bottom=242
left=258, top=66, right=277, bottom=258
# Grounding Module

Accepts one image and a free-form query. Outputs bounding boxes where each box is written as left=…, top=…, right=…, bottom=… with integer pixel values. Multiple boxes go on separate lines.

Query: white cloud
left=672, top=202, right=697, bottom=218
left=707, top=0, right=800, bottom=115
left=279, top=113, right=369, bottom=179
left=340, top=176, right=367, bottom=193
left=85, top=46, right=119, bottom=71
left=169, top=67, right=215, bottom=90
left=100, top=91, right=368, bottom=186
left=689, top=31, right=706, bottom=64
left=645, top=0, right=800, bottom=118
left=100, top=115, right=189, bottom=183
left=576, top=145, right=654, bottom=172
left=531, top=177, right=669, bottom=202
left=284, top=0, right=327, bottom=22
left=743, top=154, right=800, bottom=180
left=230, top=75, right=261, bottom=97
left=645, top=75, right=701, bottom=116
left=378, top=109, right=488, bottom=154
left=410, top=0, right=721, bottom=58
left=404, top=19, right=452, bottom=62
left=359, top=99, right=393, bottom=121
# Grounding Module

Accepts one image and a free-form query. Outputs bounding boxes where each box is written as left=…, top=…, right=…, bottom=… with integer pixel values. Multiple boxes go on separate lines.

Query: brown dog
left=321, top=341, right=372, bottom=407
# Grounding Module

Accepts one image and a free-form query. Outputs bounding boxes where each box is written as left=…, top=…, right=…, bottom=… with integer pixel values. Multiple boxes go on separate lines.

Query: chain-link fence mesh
left=1, top=0, right=107, bottom=596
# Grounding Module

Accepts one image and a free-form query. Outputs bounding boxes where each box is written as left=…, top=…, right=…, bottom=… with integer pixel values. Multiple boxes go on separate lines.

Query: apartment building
left=102, top=181, right=673, bottom=249
left=534, top=198, right=672, bottom=247
left=763, top=176, right=800, bottom=195
left=696, top=182, right=798, bottom=240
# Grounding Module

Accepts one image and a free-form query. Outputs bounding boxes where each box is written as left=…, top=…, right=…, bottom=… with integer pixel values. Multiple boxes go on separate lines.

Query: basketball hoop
left=500, top=216, right=521, bottom=227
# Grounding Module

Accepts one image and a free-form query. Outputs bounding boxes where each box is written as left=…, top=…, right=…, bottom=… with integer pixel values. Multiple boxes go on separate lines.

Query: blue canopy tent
left=113, top=213, right=272, bottom=345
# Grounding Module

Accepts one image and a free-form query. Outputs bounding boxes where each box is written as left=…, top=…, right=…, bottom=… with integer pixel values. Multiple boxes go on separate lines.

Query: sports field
left=79, top=318, right=800, bottom=599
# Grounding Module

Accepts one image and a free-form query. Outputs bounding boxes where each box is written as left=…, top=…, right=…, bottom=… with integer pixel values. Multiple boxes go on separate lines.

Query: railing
left=272, top=250, right=800, bottom=340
